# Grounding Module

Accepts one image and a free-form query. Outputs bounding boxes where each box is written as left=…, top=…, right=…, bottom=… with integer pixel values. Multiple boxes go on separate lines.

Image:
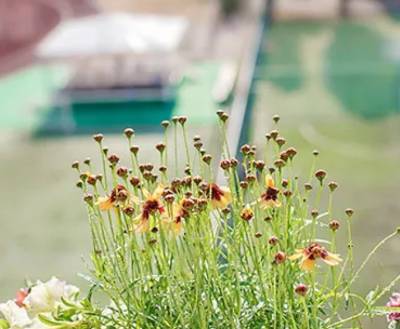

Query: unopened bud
left=295, top=284, right=308, bottom=297
left=329, top=219, right=340, bottom=231
left=93, top=133, right=103, bottom=143
left=124, top=128, right=135, bottom=138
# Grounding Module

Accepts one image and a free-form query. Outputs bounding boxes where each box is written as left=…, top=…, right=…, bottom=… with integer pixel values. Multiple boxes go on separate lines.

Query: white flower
left=0, top=301, right=31, bottom=329
left=24, top=277, right=79, bottom=316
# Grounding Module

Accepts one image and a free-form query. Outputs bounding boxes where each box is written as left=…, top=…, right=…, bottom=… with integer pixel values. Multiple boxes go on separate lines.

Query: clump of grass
left=72, top=113, right=400, bottom=328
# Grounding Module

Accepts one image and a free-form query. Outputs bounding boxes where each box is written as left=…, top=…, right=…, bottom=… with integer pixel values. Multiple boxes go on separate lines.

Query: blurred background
left=0, top=0, right=399, bottom=327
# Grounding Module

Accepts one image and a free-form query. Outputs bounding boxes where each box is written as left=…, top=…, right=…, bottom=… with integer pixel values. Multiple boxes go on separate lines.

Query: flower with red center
left=207, top=183, right=232, bottom=209
left=259, top=175, right=281, bottom=209
left=240, top=205, right=254, bottom=221
left=289, top=243, right=342, bottom=271
left=133, top=185, right=165, bottom=233
left=97, top=184, right=129, bottom=211
left=15, top=289, right=28, bottom=308
left=162, top=200, right=190, bottom=236
left=387, top=293, right=400, bottom=322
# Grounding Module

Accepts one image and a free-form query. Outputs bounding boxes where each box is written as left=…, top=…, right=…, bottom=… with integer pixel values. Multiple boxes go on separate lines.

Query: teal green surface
left=258, top=20, right=400, bottom=118
left=0, top=61, right=222, bottom=133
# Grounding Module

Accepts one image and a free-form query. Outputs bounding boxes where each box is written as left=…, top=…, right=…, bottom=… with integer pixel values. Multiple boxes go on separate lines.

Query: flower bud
left=93, top=133, right=103, bottom=143
left=178, top=116, right=187, bottom=125
left=161, top=120, right=170, bottom=128
left=283, top=190, right=292, bottom=198
left=102, top=147, right=108, bottom=156
left=270, top=130, right=279, bottom=140
left=117, top=190, right=128, bottom=202
left=311, top=209, right=319, bottom=219
left=240, top=206, right=254, bottom=221
left=282, top=179, right=288, bottom=188
left=304, top=183, right=312, bottom=191
left=71, top=161, right=80, bottom=170
left=255, top=160, right=265, bottom=171
left=76, top=181, right=83, bottom=189
left=265, top=133, right=272, bottom=141
left=313, top=149, right=319, bottom=156
left=295, top=284, right=308, bottom=297
left=272, top=114, right=280, bottom=124
left=193, top=176, right=202, bottom=185
left=240, top=144, right=250, bottom=155
left=155, top=143, right=166, bottom=153
left=87, top=175, right=97, bottom=185
left=314, top=169, right=327, bottom=184
left=193, top=135, right=201, bottom=142
left=83, top=193, right=94, bottom=205
left=239, top=181, right=248, bottom=189
left=328, top=181, right=338, bottom=192
left=117, top=167, right=128, bottom=178
left=275, top=137, right=286, bottom=147
left=123, top=207, right=135, bottom=216
left=220, top=159, right=231, bottom=170
left=268, top=236, right=279, bottom=246
left=329, top=219, right=340, bottom=231
left=172, top=116, right=179, bottom=124
left=108, top=154, right=120, bottom=165
left=124, top=128, right=135, bottom=138
left=255, top=232, right=263, bottom=238
left=164, top=194, right=175, bottom=203
left=83, top=157, right=91, bottom=165
left=159, top=165, right=167, bottom=173
left=245, top=174, right=256, bottom=183
left=274, top=251, right=286, bottom=264
left=130, top=145, right=139, bottom=155
left=279, top=151, right=289, bottom=162
left=130, top=176, right=140, bottom=187
left=230, top=158, right=238, bottom=167
left=274, top=159, right=285, bottom=169
left=286, top=147, right=297, bottom=159
left=202, top=154, right=212, bottom=165
left=345, top=208, right=354, bottom=218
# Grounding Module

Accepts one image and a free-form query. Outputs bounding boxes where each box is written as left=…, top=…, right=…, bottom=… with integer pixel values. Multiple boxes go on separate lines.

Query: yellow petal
left=300, top=258, right=315, bottom=272
left=265, top=175, right=275, bottom=188
left=97, top=197, right=113, bottom=211
left=288, top=251, right=303, bottom=261
left=134, top=219, right=149, bottom=233
left=323, top=253, right=342, bottom=266
left=153, top=185, right=164, bottom=199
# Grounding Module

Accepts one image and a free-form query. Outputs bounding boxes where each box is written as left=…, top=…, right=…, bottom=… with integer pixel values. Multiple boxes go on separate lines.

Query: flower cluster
left=0, top=278, right=91, bottom=329
left=5, top=113, right=399, bottom=329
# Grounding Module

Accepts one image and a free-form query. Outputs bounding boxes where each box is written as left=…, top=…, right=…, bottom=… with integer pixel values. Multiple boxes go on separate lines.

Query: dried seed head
left=108, top=154, right=120, bottom=165
left=83, top=193, right=94, bottom=204
left=272, top=114, right=280, bottom=124
left=345, top=208, right=354, bottom=218
left=240, top=144, right=251, bottom=155
left=270, top=130, right=279, bottom=140
left=83, top=157, right=91, bottom=165
left=274, top=251, right=286, bottom=264
left=239, top=181, right=248, bottom=189
left=117, top=167, right=128, bottom=178
left=311, top=209, right=319, bottom=219
left=304, top=183, right=313, bottom=191
left=255, top=160, right=265, bottom=171
left=155, top=143, right=166, bottom=153
left=295, top=284, right=308, bottom=297
left=130, top=176, right=140, bottom=187
left=275, top=137, right=286, bottom=147
left=71, top=161, right=79, bottom=170
left=255, top=232, right=263, bottom=238
left=93, top=133, right=104, bottom=143
left=220, top=159, right=231, bottom=170
left=123, top=207, right=135, bottom=217
left=329, top=219, right=340, bottom=231
left=268, top=236, right=279, bottom=246
left=202, top=154, right=212, bottom=165
left=282, top=179, right=288, bottom=188
left=124, top=128, right=135, bottom=138
left=328, top=181, right=339, bottom=192
left=161, top=120, right=170, bottom=128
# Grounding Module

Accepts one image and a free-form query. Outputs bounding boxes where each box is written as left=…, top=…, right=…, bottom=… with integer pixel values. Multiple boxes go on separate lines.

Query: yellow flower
left=133, top=185, right=165, bottom=233
left=289, top=243, right=342, bottom=272
left=207, top=183, right=232, bottom=209
left=97, top=184, right=129, bottom=211
left=162, top=201, right=187, bottom=236
left=259, top=175, right=281, bottom=209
